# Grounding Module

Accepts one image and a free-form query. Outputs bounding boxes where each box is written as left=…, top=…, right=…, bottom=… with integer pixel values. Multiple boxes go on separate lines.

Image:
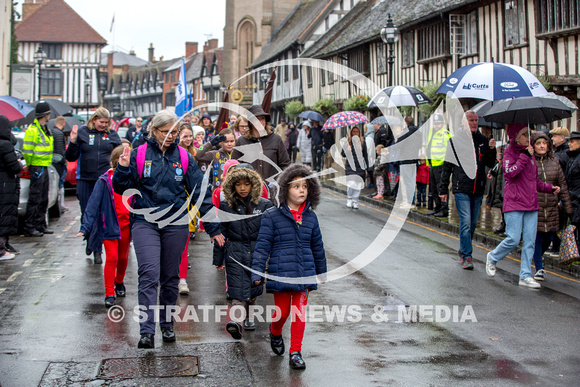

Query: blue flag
left=175, top=58, right=189, bottom=117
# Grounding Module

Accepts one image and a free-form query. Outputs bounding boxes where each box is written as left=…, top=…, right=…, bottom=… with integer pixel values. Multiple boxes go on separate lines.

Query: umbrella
left=322, top=111, right=368, bottom=130
left=436, top=62, right=548, bottom=101
left=0, top=96, right=34, bottom=121
left=370, top=115, right=403, bottom=127
left=483, top=95, right=578, bottom=125
left=14, top=98, right=74, bottom=126
left=261, top=67, right=277, bottom=114
left=117, top=117, right=131, bottom=127
left=298, top=110, right=325, bottom=122
left=48, top=115, right=82, bottom=135
left=368, top=86, right=432, bottom=108
left=471, top=100, right=504, bottom=129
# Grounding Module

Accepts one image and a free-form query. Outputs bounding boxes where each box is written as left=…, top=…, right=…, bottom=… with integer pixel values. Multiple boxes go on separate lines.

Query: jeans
left=489, top=211, right=538, bottom=280
left=454, top=193, right=483, bottom=258
left=533, top=232, right=554, bottom=272
left=416, top=183, right=427, bottom=204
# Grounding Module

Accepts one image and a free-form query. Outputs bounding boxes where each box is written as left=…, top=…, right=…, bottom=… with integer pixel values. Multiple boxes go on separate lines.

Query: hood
left=0, top=115, right=11, bottom=141
left=222, top=167, right=263, bottom=208
left=276, top=164, right=321, bottom=209
left=507, top=122, right=526, bottom=140
left=531, top=131, right=553, bottom=159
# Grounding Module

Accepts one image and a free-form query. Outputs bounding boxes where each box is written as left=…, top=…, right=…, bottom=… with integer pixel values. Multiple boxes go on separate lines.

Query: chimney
left=185, top=42, right=198, bottom=57
left=129, top=50, right=136, bottom=56
left=203, top=39, right=218, bottom=53
left=22, top=0, right=50, bottom=22
left=107, top=52, right=114, bottom=77
left=148, top=43, right=155, bottom=63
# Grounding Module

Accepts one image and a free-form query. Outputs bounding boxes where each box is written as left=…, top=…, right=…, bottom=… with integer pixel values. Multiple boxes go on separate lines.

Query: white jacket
left=297, top=128, right=312, bottom=163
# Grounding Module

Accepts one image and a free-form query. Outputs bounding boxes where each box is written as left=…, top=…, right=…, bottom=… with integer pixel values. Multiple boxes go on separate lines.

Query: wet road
left=0, top=191, right=579, bottom=386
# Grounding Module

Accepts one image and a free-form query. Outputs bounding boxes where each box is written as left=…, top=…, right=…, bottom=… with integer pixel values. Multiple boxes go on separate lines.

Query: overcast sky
left=17, top=0, right=226, bottom=60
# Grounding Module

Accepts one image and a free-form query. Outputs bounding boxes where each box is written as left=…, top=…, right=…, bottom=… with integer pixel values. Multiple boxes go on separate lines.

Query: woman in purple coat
left=485, top=127, right=558, bottom=289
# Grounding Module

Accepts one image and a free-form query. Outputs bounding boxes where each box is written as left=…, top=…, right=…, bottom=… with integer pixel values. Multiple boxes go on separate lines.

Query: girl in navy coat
left=252, top=164, right=327, bottom=370
left=77, top=145, right=131, bottom=308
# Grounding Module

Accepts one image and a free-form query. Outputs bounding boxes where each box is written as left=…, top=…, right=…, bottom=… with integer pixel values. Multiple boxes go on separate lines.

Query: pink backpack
left=136, top=144, right=189, bottom=178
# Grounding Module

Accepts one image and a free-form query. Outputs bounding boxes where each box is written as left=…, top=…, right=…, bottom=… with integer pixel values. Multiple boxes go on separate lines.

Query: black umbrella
left=368, top=86, right=432, bottom=108
left=298, top=110, right=325, bottom=122
left=48, top=115, right=82, bottom=135
left=14, top=98, right=74, bottom=126
left=483, top=95, right=577, bottom=124
left=471, top=101, right=504, bottom=129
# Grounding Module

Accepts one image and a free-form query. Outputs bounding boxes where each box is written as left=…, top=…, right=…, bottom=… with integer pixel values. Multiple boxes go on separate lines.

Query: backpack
left=136, top=143, right=189, bottom=178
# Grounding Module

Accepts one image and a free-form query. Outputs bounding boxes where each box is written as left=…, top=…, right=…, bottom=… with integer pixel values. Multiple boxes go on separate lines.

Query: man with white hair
left=125, top=117, right=142, bottom=143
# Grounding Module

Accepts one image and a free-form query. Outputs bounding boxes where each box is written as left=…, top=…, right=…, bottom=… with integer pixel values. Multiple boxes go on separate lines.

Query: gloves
left=210, top=135, right=227, bottom=147
left=523, top=148, right=532, bottom=157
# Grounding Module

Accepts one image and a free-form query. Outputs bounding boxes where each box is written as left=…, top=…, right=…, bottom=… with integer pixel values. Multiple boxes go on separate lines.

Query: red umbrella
left=0, top=96, right=34, bottom=121
left=117, top=117, right=131, bottom=127
left=261, top=67, right=277, bottom=114
left=322, top=111, right=369, bottom=130
left=214, top=86, right=230, bottom=132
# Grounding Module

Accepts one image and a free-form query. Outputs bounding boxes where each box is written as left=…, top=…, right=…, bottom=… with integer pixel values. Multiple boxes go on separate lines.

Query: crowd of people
left=1, top=101, right=579, bottom=367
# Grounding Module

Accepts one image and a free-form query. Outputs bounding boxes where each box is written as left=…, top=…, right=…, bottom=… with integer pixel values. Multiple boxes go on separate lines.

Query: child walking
left=212, top=166, right=273, bottom=339
left=252, top=164, right=327, bottom=370
left=415, top=157, right=429, bottom=207
left=77, top=145, right=131, bottom=307
left=195, top=128, right=236, bottom=190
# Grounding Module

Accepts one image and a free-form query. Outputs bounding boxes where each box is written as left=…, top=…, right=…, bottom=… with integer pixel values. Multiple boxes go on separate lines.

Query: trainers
left=485, top=252, right=496, bottom=277
left=462, top=256, right=474, bottom=270
left=352, top=201, right=359, bottom=209
left=5, top=243, right=19, bottom=254
left=534, top=269, right=545, bottom=281
left=372, top=194, right=384, bottom=200
left=519, top=277, right=541, bottom=289
left=0, top=253, right=15, bottom=261
left=178, top=282, right=189, bottom=295
left=346, top=199, right=352, bottom=208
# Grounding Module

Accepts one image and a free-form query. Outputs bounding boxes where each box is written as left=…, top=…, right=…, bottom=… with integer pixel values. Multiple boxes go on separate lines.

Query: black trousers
left=429, top=166, right=443, bottom=212
left=24, top=166, right=49, bottom=232
left=311, top=144, right=323, bottom=171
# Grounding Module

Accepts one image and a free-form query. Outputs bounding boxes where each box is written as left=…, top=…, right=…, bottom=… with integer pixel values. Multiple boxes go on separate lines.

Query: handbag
left=556, top=225, right=579, bottom=265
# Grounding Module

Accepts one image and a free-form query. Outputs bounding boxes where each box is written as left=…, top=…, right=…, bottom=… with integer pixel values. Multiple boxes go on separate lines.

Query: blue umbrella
left=437, top=62, right=548, bottom=101
left=0, top=96, right=34, bottom=121
left=298, top=110, right=324, bottom=122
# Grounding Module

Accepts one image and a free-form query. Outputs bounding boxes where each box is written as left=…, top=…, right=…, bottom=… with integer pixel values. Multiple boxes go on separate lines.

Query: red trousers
left=179, top=234, right=190, bottom=279
left=270, top=291, right=309, bottom=353
left=102, top=226, right=131, bottom=296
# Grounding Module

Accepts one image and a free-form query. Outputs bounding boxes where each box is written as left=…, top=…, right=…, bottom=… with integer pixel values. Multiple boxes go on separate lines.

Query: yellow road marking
left=7, top=272, right=22, bottom=282
left=322, top=188, right=580, bottom=284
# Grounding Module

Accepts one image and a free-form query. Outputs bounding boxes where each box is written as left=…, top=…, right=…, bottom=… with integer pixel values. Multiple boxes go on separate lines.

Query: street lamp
left=260, top=72, right=269, bottom=89
left=85, top=75, right=91, bottom=117
left=220, top=84, right=226, bottom=99
left=34, top=45, right=47, bottom=100
left=380, top=14, right=399, bottom=87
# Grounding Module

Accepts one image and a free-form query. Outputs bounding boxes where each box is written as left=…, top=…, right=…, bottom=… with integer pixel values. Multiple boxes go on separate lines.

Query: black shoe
left=24, top=229, right=43, bottom=237
left=138, top=333, right=155, bottom=348
left=37, top=227, right=53, bottom=234
left=289, top=352, right=306, bottom=370
left=226, top=321, right=242, bottom=340
left=493, top=225, right=505, bottom=234
left=5, top=243, right=19, bottom=254
left=243, top=320, right=256, bottom=331
left=426, top=210, right=438, bottom=216
left=190, top=232, right=196, bottom=240
left=433, top=211, right=448, bottom=217
left=85, top=244, right=91, bottom=256
left=161, top=326, right=176, bottom=342
left=270, top=332, right=284, bottom=356
left=93, top=252, right=102, bottom=264
left=115, top=282, right=126, bottom=297
left=105, top=296, right=115, bottom=308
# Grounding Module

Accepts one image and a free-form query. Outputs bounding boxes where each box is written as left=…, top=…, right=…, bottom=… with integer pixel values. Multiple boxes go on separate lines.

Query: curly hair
left=276, top=164, right=321, bottom=209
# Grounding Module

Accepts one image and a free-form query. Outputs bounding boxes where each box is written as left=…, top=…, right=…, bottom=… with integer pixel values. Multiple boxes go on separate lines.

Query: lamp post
left=34, top=45, right=47, bottom=100
left=380, top=14, right=399, bottom=87
left=85, top=75, right=91, bottom=117
left=260, top=72, right=269, bottom=89
left=220, top=84, right=226, bottom=99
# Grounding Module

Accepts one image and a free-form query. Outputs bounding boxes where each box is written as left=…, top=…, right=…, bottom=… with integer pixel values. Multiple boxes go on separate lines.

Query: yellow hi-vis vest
left=426, top=127, right=450, bottom=167
left=23, top=119, right=53, bottom=167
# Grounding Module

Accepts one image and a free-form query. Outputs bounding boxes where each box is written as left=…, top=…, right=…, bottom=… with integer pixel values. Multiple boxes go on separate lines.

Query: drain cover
left=98, top=356, right=199, bottom=379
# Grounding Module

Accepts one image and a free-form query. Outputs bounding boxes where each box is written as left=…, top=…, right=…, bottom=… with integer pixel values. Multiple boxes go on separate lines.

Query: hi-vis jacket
left=426, top=127, right=451, bottom=168
left=23, top=119, right=53, bottom=166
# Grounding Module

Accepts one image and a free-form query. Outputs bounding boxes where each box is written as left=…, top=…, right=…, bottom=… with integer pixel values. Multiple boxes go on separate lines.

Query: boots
left=433, top=202, right=449, bottom=217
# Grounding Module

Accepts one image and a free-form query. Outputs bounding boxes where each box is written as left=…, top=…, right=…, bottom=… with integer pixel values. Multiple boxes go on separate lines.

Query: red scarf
left=290, top=202, right=307, bottom=223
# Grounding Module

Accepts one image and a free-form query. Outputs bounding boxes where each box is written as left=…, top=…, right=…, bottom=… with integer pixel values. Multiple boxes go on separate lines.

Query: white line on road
left=7, top=272, right=22, bottom=282
left=0, top=288, right=5, bottom=295
left=46, top=242, right=54, bottom=247
left=68, top=221, right=76, bottom=226
left=33, top=249, right=45, bottom=256
left=62, top=226, right=71, bottom=232
left=22, top=259, right=34, bottom=267
left=55, top=234, right=63, bottom=238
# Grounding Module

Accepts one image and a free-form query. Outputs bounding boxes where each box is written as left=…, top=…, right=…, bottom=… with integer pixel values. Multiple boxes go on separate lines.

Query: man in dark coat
left=0, top=115, right=23, bottom=260
left=550, top=127, right=570, bottom=171
left=564, top=131, right=580, bottom=240
left=125, top=117, right=142, bottom=144
left=309, top=120, right=324, bottom=172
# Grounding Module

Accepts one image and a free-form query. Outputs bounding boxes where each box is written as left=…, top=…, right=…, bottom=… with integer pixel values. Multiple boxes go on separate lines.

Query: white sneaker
left=485, top=252, right=496, bottom=277
left=178, top=282, right=190, bottom=295
left=346, top=199, right=352, bottom=208
left=0, top=253, right=15, bottom=261
left=519, top=277, right=541, bottom=289
left=352, top=201, right=359, bottom=209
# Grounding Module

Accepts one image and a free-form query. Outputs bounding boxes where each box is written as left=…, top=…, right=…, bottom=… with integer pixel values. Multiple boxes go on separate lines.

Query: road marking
left=23, top=259, right=34, bottom=267
left=54, top=234, right=63, bottom=239
left=68, top=221, right=76, bottom=226
left=46, top=242, right=54, bottom=247
left=62, top=226, right=71, bottom=232
left=7, top=272, right=22, bottom=282
left=74, top=216, right=81, bottom=221
left=321, top=188, right=580, bottom=284
left=33, top=249, right=45, bottom=256
left=0, top=288, right=5, bottom=295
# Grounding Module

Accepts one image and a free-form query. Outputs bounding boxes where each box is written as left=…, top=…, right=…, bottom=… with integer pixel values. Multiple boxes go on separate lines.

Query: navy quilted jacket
left=251, top=202, right=326, bottom=292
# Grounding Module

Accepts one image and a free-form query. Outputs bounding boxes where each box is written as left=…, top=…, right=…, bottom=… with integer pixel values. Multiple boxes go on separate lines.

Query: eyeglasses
left=239, top=124, right=249, bottom=128
left=156, top=129, right=178, bottom=137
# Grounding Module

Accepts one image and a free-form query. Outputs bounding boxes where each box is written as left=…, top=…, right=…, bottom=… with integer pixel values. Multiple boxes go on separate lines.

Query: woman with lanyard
left=66, top=107, right=122, bottom=263
left=113, top=110, right=223, bottom=348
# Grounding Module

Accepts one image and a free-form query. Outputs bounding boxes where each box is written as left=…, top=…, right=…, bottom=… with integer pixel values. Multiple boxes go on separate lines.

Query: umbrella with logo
left=0, top=96, right=34, bottom=121
left=436, top=62, right=548, bottom=101
left=322, top=111, right=368, bottom=130
left=483, top=95, right=577, bottom=125
left=298, top=110, right=325, bottom=122
left=368, top=86, right=432, bottom=108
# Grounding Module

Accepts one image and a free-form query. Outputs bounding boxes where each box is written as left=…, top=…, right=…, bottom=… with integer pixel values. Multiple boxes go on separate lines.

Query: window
left=40, top=69, right=62, bottom=95
left=328, top=62, right=334, bottom=84
left=284, top=52, right=289, bottom=82
left=347, top=46, right=370, bottom=76
left=306, top=66, right=313, bottom=87
left=449, top=11, right=478, bottom=55
left=536, top=0, right=580, bottom=34
left=43, top=44, right=62, bottom=60
left=504, top=0, right=527, bottom=46
left=376, top=43, right=386, bottom=73
left=166, top=92, right=175, bottom=107
left=292, top=49, right=299, bottom=80
left=401, top=31, right=415, bottom=66
left=321, top=68, right=326, bottom=86
left=417, top=22, right=449, bottom=61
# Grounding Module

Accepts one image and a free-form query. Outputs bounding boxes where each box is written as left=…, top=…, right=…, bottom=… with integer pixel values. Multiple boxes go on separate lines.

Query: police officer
left=22, top=101, right=54, bottom=237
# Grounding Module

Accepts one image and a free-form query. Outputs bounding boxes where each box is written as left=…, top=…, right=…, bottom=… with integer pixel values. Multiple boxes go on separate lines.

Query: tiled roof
left=15, top=0, right=106, bottom=44
left=100, top=51, right=150, bottom=67
left=186, top=53, right=204, bottom=80
left=251, top=0, right=338, bottom=68
left=301, top=0, right=476, bottom=58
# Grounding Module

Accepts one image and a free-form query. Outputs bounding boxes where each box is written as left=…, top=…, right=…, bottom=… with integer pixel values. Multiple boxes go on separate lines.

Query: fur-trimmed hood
left=276, top=164, right=321, bottom=209
left=222, top=167, right=263, bottom=208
